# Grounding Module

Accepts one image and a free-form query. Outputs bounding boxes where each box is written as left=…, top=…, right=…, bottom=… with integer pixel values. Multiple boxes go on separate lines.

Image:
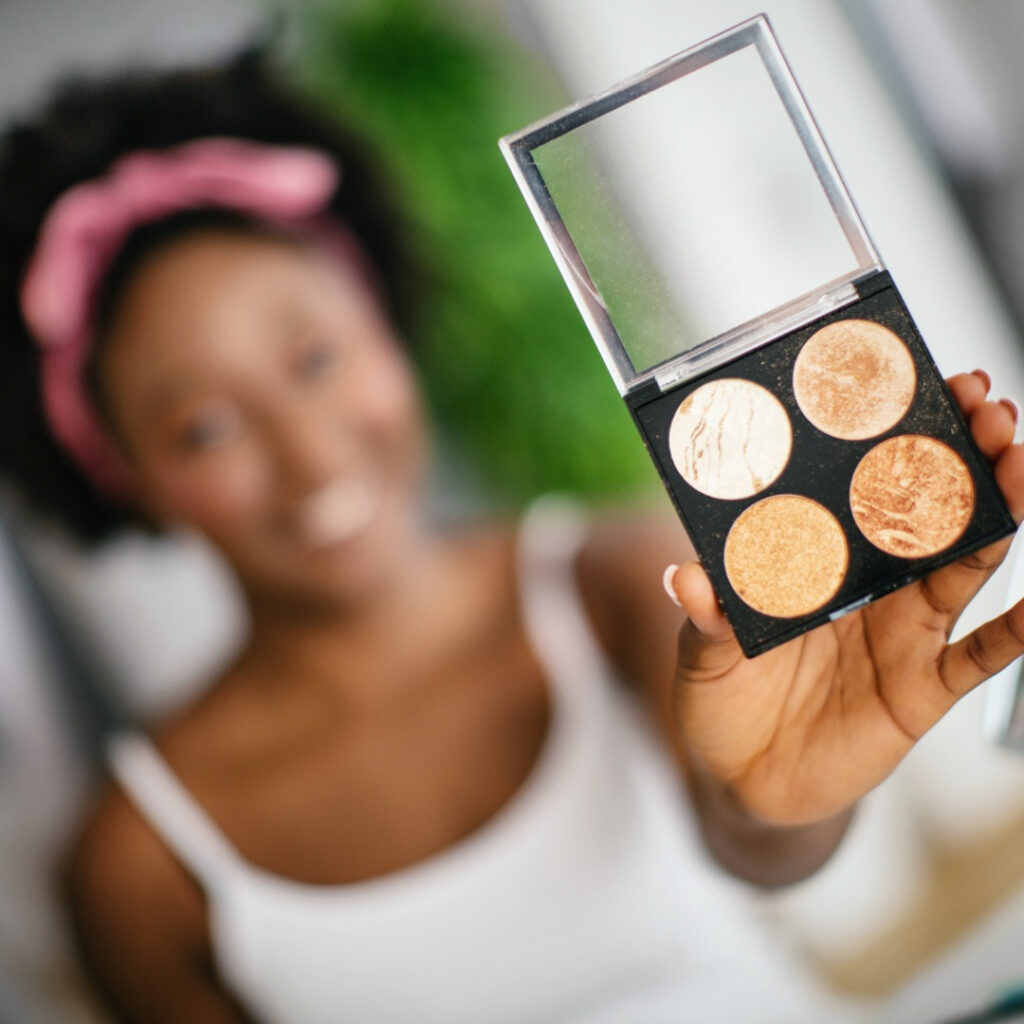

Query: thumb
left=664, top=561, right=745, bottom=677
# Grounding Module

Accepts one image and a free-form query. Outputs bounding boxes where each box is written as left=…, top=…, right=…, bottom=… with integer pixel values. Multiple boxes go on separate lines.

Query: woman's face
left=97, top=229, right=426, bottom=610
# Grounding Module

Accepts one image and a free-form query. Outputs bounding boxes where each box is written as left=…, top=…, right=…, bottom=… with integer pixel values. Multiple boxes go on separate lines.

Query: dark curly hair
left=0, top=47, right=420, bottom=543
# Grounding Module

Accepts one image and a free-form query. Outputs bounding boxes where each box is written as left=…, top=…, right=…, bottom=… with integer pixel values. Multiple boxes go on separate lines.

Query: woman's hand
left=666, top=370, right=1024, bottom=828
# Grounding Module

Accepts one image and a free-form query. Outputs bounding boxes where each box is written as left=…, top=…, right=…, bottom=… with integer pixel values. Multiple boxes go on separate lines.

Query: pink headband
left=19, top=137, right=341, bottom=497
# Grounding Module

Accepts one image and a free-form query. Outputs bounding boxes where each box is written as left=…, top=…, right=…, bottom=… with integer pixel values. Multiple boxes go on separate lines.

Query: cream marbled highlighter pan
left=668, top=379, right=791, bottom=500
left=628, top=294, right=1012, bottom=651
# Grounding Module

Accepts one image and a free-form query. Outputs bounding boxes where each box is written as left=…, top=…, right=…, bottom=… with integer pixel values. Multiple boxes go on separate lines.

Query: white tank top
left=107, top=500, right=859, bottom=1024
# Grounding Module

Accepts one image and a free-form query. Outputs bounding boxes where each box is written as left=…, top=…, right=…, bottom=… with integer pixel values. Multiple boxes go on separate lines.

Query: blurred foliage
left=294, top=0, right=656, bottom=506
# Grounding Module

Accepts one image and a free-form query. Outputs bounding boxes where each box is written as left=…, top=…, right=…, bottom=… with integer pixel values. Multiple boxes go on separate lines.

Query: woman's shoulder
left=63, top=667, right=251, bottom=1001
left=62, top=770, right=210, bottom=998
left=65, top=676, right=240, bottom=905
left=65, top=772, right=189, bottom=909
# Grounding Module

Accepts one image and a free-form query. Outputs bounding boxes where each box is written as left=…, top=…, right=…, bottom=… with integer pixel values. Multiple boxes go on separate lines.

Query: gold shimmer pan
left=500, top=14, right=1015, bottom=657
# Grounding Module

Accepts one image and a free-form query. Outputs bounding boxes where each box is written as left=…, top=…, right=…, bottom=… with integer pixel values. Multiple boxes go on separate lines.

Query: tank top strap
left=516, top=495, right=618, bottom=703
left=106, top=731, right=241, bottom=891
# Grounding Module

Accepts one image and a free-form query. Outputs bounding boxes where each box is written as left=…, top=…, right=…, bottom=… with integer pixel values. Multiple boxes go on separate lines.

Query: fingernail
left=973, top=368, right=992, bottom=390
left=662, top=564, right=682, bottom=608
left=1001, top=398, right=1019, bottom=423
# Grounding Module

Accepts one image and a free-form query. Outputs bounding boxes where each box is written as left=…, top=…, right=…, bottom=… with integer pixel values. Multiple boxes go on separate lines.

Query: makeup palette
left=500, top=14, right=1016, bottom=657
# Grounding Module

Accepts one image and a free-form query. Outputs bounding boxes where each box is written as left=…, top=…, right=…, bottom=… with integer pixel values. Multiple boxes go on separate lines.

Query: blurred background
left=3, top=1, right=1024, bottom=1021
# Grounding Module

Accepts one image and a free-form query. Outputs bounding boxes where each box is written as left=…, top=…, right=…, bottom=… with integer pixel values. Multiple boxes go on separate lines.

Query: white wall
left=0, top=0, right=260, bottom=127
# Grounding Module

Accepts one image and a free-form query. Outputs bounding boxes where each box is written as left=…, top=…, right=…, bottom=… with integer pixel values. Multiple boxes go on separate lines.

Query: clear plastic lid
left=500, top=14, right=881, bottom=396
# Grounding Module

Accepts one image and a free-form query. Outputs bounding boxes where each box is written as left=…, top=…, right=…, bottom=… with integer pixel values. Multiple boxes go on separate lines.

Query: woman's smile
left=283, top=472, right=385, bottom=550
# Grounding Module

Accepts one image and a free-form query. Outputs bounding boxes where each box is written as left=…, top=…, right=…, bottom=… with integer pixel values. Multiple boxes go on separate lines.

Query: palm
left=671, top=372, right=1024, bottom=826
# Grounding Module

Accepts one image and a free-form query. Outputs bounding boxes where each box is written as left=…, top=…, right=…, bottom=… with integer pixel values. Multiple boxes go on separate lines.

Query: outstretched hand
left=666, top=370, right=1024, bottom=826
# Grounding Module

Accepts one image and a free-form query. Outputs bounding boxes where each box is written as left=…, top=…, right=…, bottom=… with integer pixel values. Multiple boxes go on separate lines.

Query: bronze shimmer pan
left=849, top=435, right=975, bottom=558
left=500, top=14, right=1016, bottom=657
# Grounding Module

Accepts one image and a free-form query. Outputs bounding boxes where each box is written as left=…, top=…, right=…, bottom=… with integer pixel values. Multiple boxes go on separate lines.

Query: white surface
left=866, top=0, right=1010, bottom=176
left=0, top=528, right=96, bottom=1022
left=761, top=779, right=931, bottom=963
left=0, top=0, right=258, bottom=126
left=883, top=882, right=1024, bottom=1023
left=983, top=531, right=1024, bottom=747
left=13, top=520, right=246, bottom=722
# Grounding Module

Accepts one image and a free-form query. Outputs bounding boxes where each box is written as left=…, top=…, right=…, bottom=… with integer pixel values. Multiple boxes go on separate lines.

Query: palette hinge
left=855, top=270, right=894, bottom=300
left=624, top=378, right=664, bottom=409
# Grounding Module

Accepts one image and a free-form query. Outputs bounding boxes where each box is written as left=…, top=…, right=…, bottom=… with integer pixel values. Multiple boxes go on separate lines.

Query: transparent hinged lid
left=500, top=14, right=881, bottom=396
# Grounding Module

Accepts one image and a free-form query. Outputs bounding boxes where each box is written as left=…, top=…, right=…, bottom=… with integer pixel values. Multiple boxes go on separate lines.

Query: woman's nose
left=268, top=397, right=355, bottom=493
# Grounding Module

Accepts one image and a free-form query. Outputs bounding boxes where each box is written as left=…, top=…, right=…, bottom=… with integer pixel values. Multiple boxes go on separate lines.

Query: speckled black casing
left=626, top=271, right=1017, bottom=658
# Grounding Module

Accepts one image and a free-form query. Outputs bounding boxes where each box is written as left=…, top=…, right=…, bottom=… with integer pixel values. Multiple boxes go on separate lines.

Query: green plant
left=296, top=0, right=655, bottom=506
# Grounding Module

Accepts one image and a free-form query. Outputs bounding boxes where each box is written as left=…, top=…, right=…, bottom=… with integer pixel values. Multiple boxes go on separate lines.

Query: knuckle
left=965, top=631, right=1001, bottom=679
left=1006, top=611, right=1024, bottom=650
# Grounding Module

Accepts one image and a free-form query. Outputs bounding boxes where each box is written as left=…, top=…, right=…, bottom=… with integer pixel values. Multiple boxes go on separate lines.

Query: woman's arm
left=63, top=786, right=252, bottom=1024
left=683, top=761, right=854, bottom=888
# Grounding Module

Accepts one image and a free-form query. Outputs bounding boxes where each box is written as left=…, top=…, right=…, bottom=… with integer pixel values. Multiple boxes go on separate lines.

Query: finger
left=937, top=595, right=1024, bottom=698
left=917, top=439, right=1024, bottom=629
left=667, top=562, right=746, bottom=679
left=968, top=399, right=1017, bottom=461
left=1001, top=399, right=1019, bottom=433
left=915, top=534, right=1012, bottom=630
left=946, top=370, right=990, bottom=418
left=667, top=561, right=731, bottom=638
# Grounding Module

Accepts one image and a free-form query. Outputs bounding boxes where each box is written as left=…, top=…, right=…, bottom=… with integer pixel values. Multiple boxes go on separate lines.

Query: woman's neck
left=238, top=522, right=506, bottom=713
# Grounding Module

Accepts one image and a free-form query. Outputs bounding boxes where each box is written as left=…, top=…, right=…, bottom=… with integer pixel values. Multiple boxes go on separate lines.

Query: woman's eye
left=295, top=341, right=341, bottom=380
left=177, top=407, right=243, bottom=452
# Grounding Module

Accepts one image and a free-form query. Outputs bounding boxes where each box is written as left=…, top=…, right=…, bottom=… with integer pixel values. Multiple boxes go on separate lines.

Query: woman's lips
left=289, top=475, right=381, bottom=548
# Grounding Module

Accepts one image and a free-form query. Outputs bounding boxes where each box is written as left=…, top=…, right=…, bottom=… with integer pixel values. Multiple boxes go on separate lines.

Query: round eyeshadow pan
left=793, top=319, right=916, bottom=440
left=849, top=434, right=975, bottom=558
left=668, top=378, right=792, bottom=500
left=724, top=495, right=848, bottom=618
